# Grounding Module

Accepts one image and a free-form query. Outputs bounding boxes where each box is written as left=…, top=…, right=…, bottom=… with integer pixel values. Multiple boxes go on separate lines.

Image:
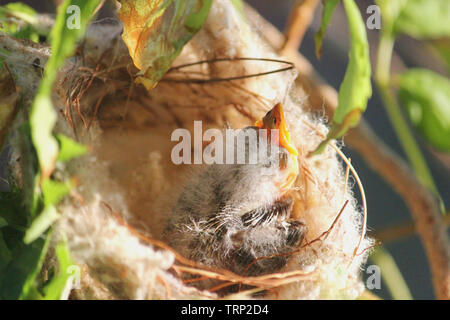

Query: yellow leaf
left=118, top=0, right=212, bottom=89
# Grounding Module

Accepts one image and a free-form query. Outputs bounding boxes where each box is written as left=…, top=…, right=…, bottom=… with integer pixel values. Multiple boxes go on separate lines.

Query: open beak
left=255, top=104, right=299, bottom=195
left=276, top=105, right=298, bottom=157
left=255, top=103, right=298, bottom=157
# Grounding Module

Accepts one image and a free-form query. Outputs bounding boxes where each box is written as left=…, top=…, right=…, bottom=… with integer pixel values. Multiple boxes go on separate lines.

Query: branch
left=346, top=123, right=450, bottom=299
left=373, top=212, right=450, bottom=244
left=244, top=5, right=450, bottom=300
left=281, top=0, right=320, bottom=53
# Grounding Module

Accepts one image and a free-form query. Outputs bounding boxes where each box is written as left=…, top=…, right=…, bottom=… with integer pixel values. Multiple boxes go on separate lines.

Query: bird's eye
left=273, top=117, right=277, bottom=125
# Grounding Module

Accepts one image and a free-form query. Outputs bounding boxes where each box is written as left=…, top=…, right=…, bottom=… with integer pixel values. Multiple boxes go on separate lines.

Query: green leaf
left=118, top=0, right=213, bottom=90
left=24, top=0, right=100, bottom=243
left=42, top=241, right=75, bottom=300
left=0, top=3, right=37, bottom=21
left=30, top=94, right=58, bottom=179
left=369, top=247, right=412, bottom=300
left=25, top=173, right=74, bottom=245
left=394, top=0, right=450, bottom=39
left=19, top=233, right=51, bottom=300
left=0, top=3, right=40, bottom=41
left=30, top=0, right=101, bottom=179
left=375, top=0, right=407, bottom=32
left=24, top=172, right=73, bottom=245
left=56, top=134, right=88, bottom=163
left=0, top=235, right=49, bottom=299
left=314, top=0, right=339, bottom=59
left=13, top=25, right=39, bottom=42
left=24, top=206, right=59, bottom=244
left=398, top=68, right=450, bottom=152
left=41, top=179, right=72, bottom=207
left=312, top=0, right=372, bottom=154
left=0, top=1, right=98, bottom=300
left=15, top=3, right=100, bottom=292
left=333, top=0, right=372, bottom=125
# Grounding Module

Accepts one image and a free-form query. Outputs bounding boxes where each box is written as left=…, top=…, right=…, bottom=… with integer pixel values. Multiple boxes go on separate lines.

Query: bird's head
left=254, top=103, right=299, bottom=195
left=255, top=103, right=298, bottom=157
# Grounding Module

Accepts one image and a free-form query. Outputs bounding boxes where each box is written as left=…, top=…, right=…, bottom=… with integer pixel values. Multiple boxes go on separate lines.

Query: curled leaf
left=56, top=134, right=88, bottom=163
left=312, top=0, right=372, bottom=155
left=24, top=206, right=59, bottom=244
left=118, top=0, right=213, bottom=90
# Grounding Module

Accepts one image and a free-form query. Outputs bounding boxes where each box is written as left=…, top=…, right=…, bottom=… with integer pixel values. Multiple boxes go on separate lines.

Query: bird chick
left=164, top=104, right=306, bottom=284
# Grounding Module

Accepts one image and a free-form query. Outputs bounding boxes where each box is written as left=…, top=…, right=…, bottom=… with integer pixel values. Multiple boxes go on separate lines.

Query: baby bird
left=164, top=104, right=306, bottom=281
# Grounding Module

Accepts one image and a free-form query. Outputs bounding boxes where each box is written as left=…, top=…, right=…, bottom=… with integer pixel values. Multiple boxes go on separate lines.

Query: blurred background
left=1, top=0, right=449, bottom=299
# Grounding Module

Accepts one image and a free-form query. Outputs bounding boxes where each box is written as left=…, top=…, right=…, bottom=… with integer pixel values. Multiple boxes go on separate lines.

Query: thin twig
left=163, top=58, right=294, bottom=83
left=302, top=199, right=349, bottom=247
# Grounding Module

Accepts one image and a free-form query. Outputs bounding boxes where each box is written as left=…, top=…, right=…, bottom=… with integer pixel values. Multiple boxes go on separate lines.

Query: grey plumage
left=163, top=126, right=306, bottom=287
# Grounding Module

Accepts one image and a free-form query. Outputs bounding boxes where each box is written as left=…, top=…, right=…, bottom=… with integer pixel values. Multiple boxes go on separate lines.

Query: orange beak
left=255, top=103, right=298, bottom=157
left=255, top=103, right=299, bottom=195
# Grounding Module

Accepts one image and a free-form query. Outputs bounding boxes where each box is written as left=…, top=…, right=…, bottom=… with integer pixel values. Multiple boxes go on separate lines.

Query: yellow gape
left=255, top=103, right=299, bottom=195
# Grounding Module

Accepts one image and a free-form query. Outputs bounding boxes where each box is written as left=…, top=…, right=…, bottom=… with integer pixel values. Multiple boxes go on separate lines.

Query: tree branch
left=281, top=0, right=320, bottom=53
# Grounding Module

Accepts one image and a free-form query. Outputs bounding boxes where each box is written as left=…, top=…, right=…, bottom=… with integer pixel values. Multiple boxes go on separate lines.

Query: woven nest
left=5, top=0, right=373, bottom=299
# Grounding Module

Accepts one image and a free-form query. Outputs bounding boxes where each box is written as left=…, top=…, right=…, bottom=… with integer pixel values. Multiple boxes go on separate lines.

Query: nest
left=4, top=0, right=373, bottom=299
